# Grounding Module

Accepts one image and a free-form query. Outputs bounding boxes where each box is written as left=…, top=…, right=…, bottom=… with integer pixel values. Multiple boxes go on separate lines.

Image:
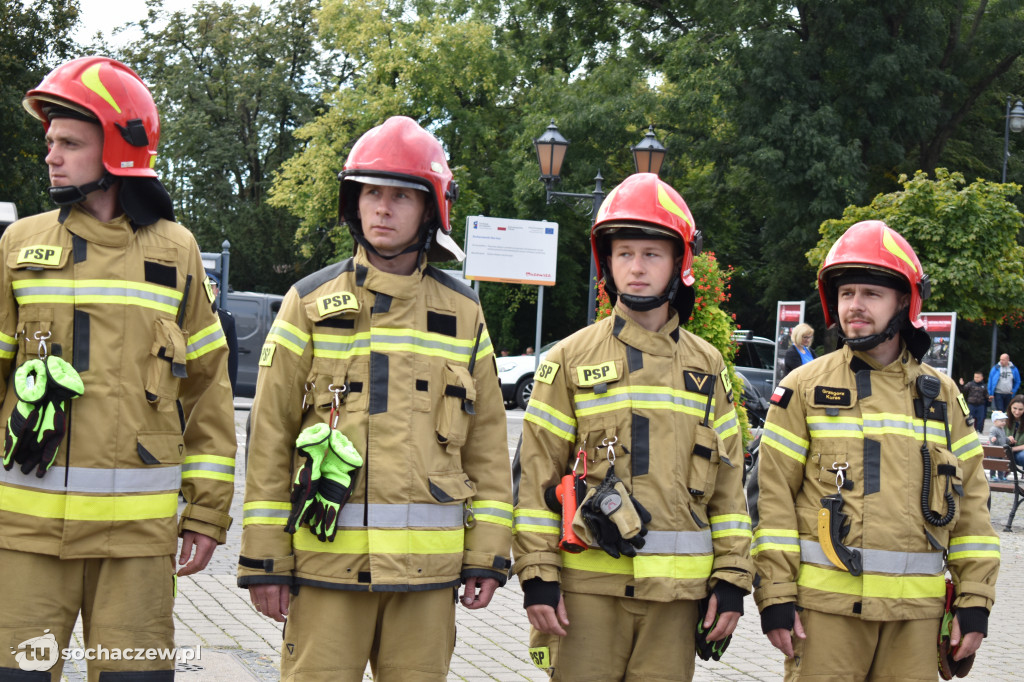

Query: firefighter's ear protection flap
left=120, top=177, right=175, bottom=227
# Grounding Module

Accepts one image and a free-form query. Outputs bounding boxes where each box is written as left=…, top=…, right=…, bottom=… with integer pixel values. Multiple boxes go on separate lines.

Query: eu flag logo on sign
left=544, top=228, right=554, bottom=234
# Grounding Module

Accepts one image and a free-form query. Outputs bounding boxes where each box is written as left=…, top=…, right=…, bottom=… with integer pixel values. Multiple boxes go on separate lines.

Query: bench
left=981, top=445, right=1024, bottom=532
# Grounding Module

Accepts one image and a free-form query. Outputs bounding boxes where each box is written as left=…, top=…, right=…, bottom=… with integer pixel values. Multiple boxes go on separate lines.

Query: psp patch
left=17, top=245, right=62, bottom=266
left=956, top=393, right=970, bottom=416
left=770, top=386, right=794, bottom=409
left=528, top=646, right=551, bottom=669
left=576, top=361, right=617, bottom=386
left=813, top=386, right=852, bottom=406
left=535, top=360, right=559, bottom=385
left=203, top=276, right=216, bottom=303
left=719, top=368, right=733, bottom=402
left=316, top=291, right=359, bottom=317
left=259, top=343, right=276, bottom=367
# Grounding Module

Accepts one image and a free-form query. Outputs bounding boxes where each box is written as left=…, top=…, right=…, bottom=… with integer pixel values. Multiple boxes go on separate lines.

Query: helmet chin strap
left=48, top=172, right=116, bottom=206
left=840, top=307, right=906, bottom=352
left=351, top=223, right=428, bottom=262
left=609, top=275, right=681, bottom=313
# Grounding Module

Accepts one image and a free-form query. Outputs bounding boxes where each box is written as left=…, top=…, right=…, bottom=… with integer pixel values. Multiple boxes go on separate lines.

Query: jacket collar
left=355, top=247, right=425, bottom=300
left=60, top=205, right=134, bottom=248
left=611, top=308, right=680, bottom=357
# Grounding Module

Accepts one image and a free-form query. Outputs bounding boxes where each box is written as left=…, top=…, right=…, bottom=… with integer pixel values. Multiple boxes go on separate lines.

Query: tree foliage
left=808, top=169, right=1024, bottom=325
left=117, top=0, right=336, bottom=293
left=0, top=0, right=80, bottom=219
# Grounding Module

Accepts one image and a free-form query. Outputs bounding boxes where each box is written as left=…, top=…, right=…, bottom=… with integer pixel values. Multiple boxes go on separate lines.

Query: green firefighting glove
left=307, top=430, right=363, bottom=542
left=20, top=356, right=83, bottom=478
left=284, top=423, right=332, bottom=534
left=3, top=359, right=48, bottom=472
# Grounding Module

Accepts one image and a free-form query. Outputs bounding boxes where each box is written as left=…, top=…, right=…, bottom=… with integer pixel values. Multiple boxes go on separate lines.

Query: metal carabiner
left=572, top=440, right=588, bottom=479
left=830, top=462, right=849, bottom=493
left=328, top=383, right=348, bottom=429
left=601, top=436, right=618, bottom=465
left=301, top=381, right=315, bottom=411
left=34, top=331, right=51, bottom=359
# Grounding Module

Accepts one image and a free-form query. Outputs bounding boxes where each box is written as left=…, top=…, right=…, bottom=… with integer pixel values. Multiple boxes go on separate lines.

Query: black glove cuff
left=316, top=477, right=349, bottom=503
left=712, top=580, right=746, bottom=615
left=461, top=568, right=508, bottom=588
left=956, top=607, right=989, bottom=637
left=760, top=602, right=796, bottom=634
left=522, top=578, right=560, bottom=609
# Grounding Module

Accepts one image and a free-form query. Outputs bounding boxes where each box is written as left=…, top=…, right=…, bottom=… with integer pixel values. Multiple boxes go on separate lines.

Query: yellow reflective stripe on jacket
left=948, top=535, right=1001, bottom=561
left=573, top=385, right=709, bottom=419
left=806, top=414, right=947, bottom=445
left=0, top=486, right=177, bottom=521
left=1, top=464, right=181, bottom=493
left=182, top=454, right=235, bottom=482
left=12, top=279, right=182, bottom=315
left=514, top=508, right=561, bottom=535
left=0, top=330, right=15, bottom=359
left=762, top=422, right=809, bottom=465
left=751, top=528, right=800, bottom=555
left=475, top=328, right=494, bottom=362
left=714, top=407, right=739, bottom=440
left=242, top=501, right=291, bottom=526
left=952, top=433, right=983, bottom=460
left=797, top=563, right=946, bottom=599
left=524, top=399, right=577, bottom=442
left=562, top=548, right=714, bottom=580
left=293, top=527, right=464, bottom=554
left=186, top=322, right=227, bottom=360
left=313, top=328, right=479, bottom=363
left=267, top=319, right=309, bottom=356
left=709, top=513, right=752, bottom=539
left=472, top=499, right=513, bottom=528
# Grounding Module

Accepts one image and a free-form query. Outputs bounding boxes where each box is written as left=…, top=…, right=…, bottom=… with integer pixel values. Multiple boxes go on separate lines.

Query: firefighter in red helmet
left=751, top=220, right=999, bottom=680
left=239, top=116, right=512, bottom=680
left=0, top=57, right=236, bottom=680
left=513, top=173, right=751, bottom=680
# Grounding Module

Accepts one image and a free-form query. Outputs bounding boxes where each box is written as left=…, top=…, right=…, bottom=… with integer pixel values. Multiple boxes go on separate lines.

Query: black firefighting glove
left=306, top=429, right=363, bottom=542
left=3, top=359, right=47, bottom=472
left=284, top=424, right=329, bottom=534
left=573, top=465, right=651, bottom=558
left=23, top=356, right=83, bottom=478
left=695, top=582, right=745, bottom=661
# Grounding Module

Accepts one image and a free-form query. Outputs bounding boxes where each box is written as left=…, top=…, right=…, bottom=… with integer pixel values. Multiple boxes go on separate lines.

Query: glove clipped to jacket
left=572, top=464, right=651, bottom=558
left=3, top=356, right=84, bottom=478
left=284, top=423, right=363, bottom=542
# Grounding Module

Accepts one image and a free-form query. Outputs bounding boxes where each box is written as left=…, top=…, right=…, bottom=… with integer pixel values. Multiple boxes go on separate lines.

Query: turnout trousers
left=280, top=586, right=457, bottom=682
left=529, top=591, right=700, bottom=681
left=785, top=608, right=939, bottom=681
left=0, top=548, right=176, bottom=682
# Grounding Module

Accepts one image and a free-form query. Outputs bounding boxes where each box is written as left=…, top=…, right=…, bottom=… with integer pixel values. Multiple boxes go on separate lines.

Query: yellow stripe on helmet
left=81, top=63, right=122, bottom=115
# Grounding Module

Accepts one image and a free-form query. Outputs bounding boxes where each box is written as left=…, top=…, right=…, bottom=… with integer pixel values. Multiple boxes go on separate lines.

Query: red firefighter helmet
left=817, top=220, right=930, bottom=328
left=591, top=173, right=702, bottom=286
left=23, top=56, right=160, bottom=178
left=338, top=116, right=462, bottom=261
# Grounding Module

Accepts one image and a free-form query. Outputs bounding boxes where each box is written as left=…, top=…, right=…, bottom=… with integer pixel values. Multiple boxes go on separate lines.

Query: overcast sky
left=72, top=1, right=271, bottom=49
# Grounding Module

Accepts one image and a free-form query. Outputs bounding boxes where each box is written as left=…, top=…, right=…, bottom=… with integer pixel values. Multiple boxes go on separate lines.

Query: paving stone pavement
left=60, top=407, right=1024, bottom=680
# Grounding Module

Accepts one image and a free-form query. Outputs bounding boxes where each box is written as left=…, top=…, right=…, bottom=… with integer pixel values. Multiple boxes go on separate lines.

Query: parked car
left=733, top=330, right=776, bottom=398
left=497, top=340, right=560, bottom=410
left=223, top=291, right=283, bottom=398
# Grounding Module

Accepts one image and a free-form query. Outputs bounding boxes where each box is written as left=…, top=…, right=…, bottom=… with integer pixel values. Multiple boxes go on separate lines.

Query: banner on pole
left=919, top=312, right=957, bottom=376
left=773, top=301, right=806, bottom=389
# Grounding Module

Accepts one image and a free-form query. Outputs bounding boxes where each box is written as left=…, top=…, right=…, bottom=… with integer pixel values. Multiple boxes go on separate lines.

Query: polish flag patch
left=770, top=386, right=793, bottom=409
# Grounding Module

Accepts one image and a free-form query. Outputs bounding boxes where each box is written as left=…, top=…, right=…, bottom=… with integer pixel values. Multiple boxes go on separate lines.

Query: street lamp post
left=533, top=121, right=668, bottom=325
left=990, top=98, right=1024, bottom=367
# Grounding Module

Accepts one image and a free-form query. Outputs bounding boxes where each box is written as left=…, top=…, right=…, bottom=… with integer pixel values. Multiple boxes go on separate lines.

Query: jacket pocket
left=687, top=426, right=721, bottom=503
left=145, top=318, right=187, bottom=406
left=927, top=449, right=962, bottom=526
left=436, top=363, right=476, bottom=451
left=137, top=431, right=187, bottom=467
left=17, top=308, right=54, bottom=359
left=428, top=470, right=478, bottom=503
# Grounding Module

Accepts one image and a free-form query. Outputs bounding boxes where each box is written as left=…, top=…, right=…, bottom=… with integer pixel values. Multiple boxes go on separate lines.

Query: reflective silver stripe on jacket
left=335, top=503, right=466, bottom=528
left=574, top=390, right=707, bottom=414
left=800, top=539, right=944, bottom=575
left=513, top=513, right=560, bottom=530
left=0, top=464, right=182, bottom=494
left=13, top=282, right=181, bottom=309
left=243, top=505, right=291, bottom=521
left=636, top=529, right=714, bottom=555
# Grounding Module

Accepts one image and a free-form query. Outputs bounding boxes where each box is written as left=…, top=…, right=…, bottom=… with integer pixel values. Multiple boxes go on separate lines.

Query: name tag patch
left=316, top=291, right=359, bottom=317
left=17, top=246, right=62, bottom=266
left=535, top=360, right=559, bottom=385
left=813, top=386, right=852, bottom=406
left=576, top=361, right=617, bottom=386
